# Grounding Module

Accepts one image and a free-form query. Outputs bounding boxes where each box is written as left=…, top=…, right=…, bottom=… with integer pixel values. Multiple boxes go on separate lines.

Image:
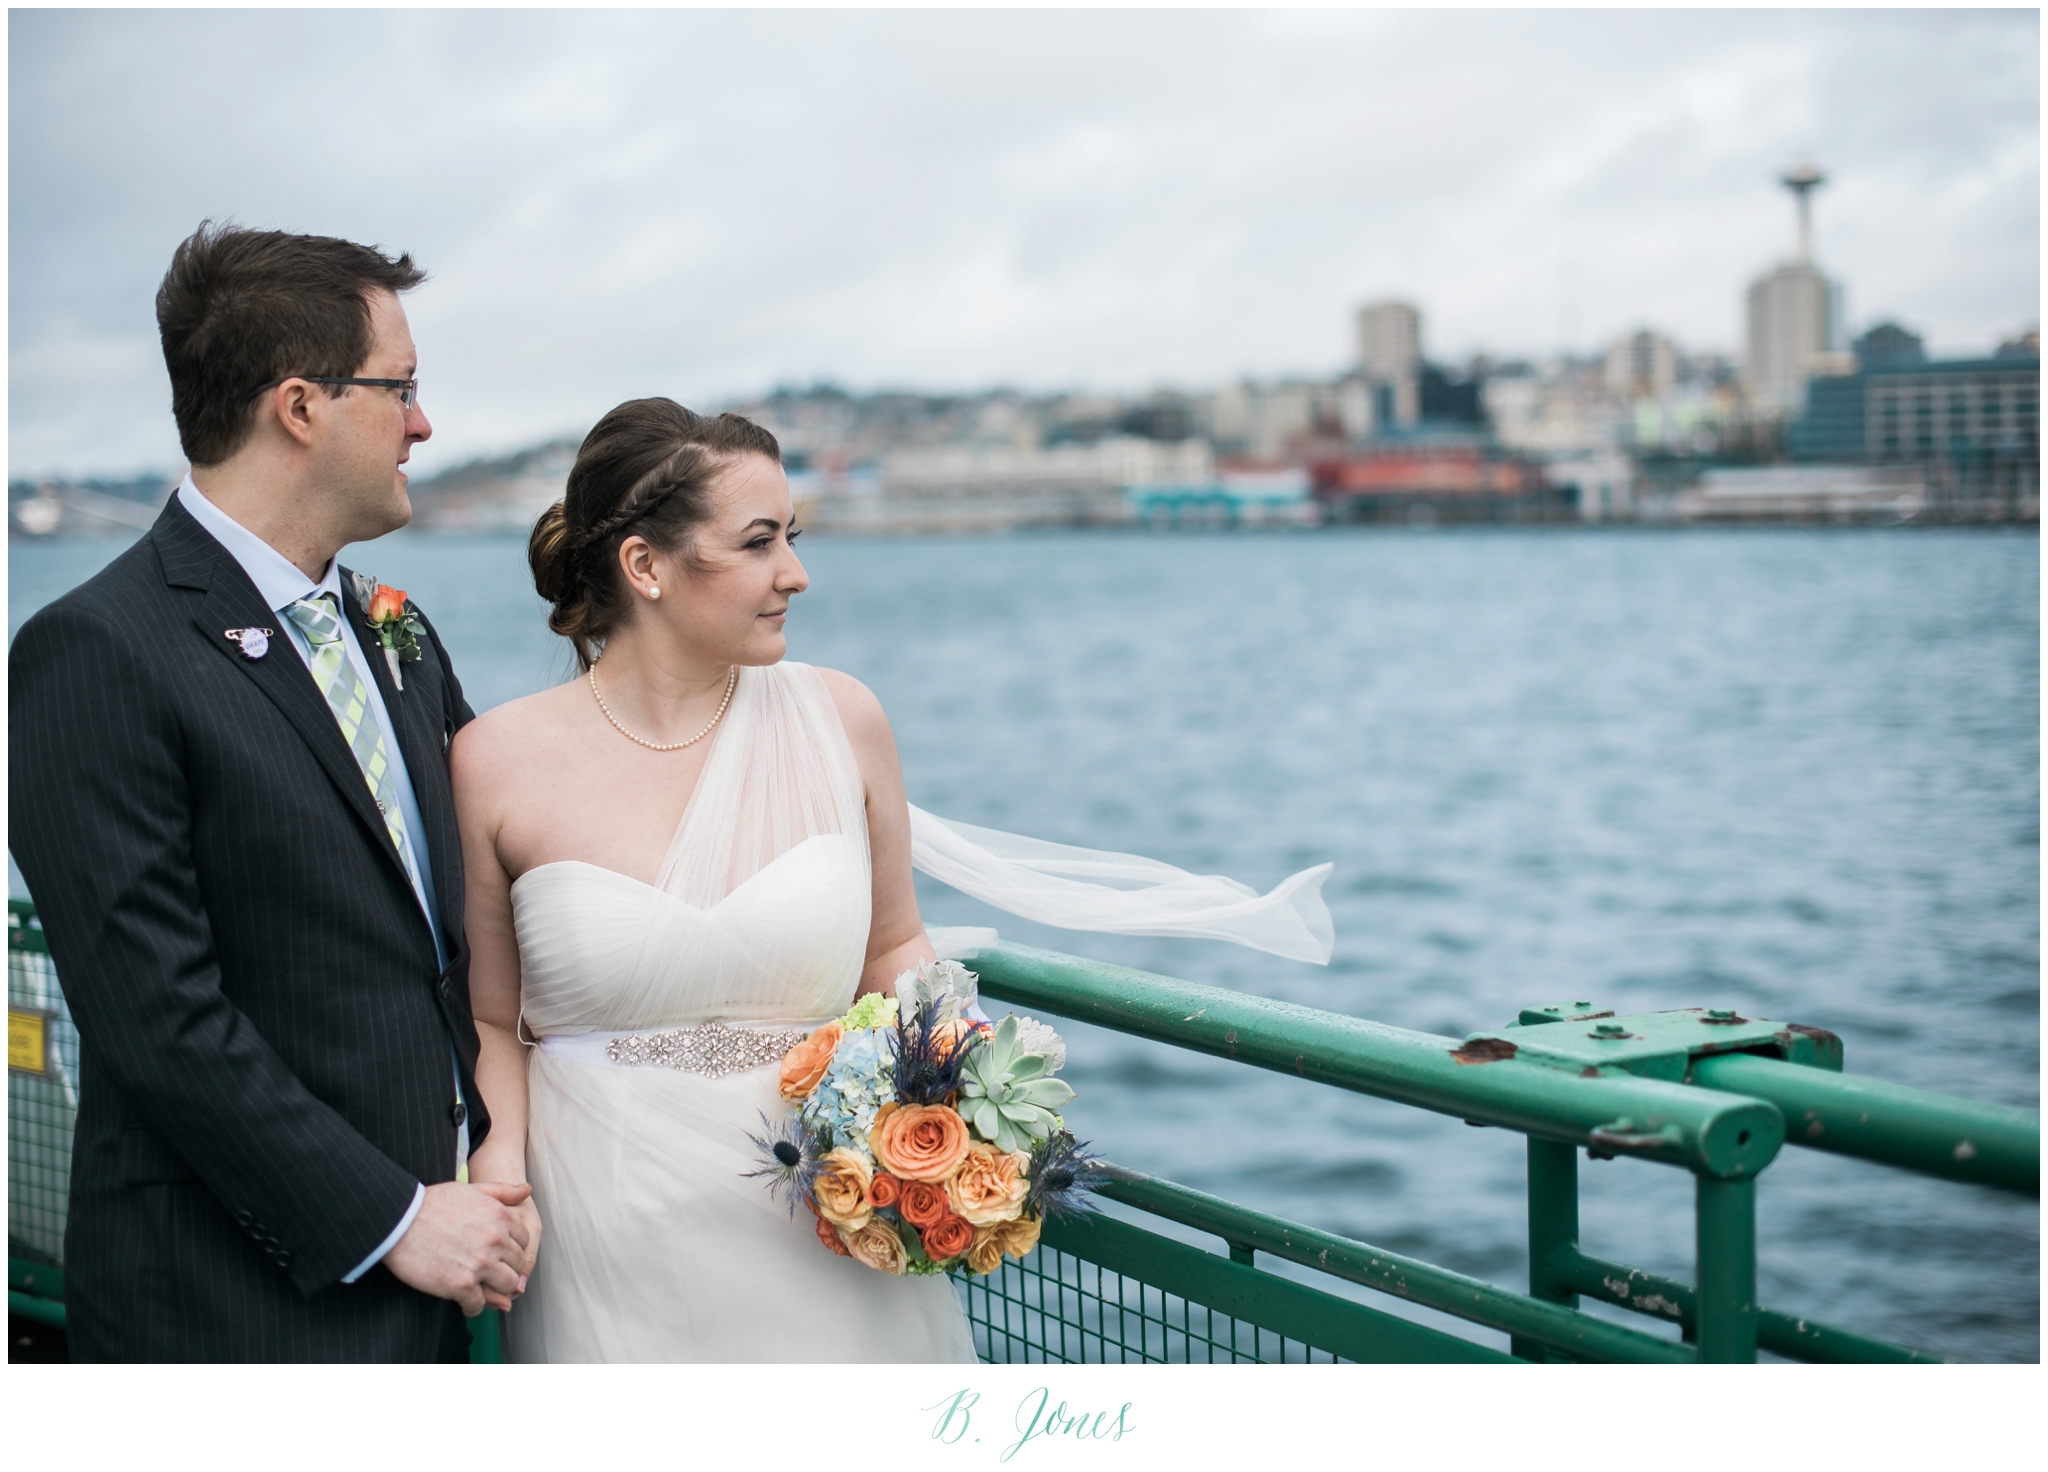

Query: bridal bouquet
left=747, top=960, right=1107, bottom=1277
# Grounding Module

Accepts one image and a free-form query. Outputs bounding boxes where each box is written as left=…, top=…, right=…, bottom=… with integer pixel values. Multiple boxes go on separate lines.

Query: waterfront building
left=1675, top=464, right=1928, bottom=523
left=1543, top=451, right=1636, bottom=522
left=797, top=435, right=1212, bottom=534
left=1790, top=351, right=2040, bottom=517
left=1744, top=163, right=1848, bottom=416
left=1309, top=442, right=1560, bottom=523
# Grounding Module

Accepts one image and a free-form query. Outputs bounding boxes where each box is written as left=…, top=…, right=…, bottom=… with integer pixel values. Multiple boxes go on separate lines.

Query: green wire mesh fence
left=957, top=1239, right=1344, bottom=1364
left=9, top=905, right=76, bottom=1271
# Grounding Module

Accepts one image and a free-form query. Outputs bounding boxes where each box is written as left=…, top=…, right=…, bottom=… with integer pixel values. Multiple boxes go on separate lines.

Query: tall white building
left=1358, top=300, right=1421, bottom=380
left=1744, top=163, right=1846, bottom=415
left=1357, top=300, right=1423, bottom=429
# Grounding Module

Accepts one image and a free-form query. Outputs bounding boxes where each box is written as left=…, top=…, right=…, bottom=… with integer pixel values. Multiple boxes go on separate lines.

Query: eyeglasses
left=248, top=375, right=419, bottom=410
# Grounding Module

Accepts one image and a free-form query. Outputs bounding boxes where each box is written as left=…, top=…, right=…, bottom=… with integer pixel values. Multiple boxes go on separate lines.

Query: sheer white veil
left=909, top=806, right=1335, bottom=965
left=627, top=660, right=1336, bottom=969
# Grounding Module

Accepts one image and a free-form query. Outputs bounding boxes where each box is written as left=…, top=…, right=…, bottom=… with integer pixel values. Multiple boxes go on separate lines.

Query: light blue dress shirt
left=178, top=478, right=458, bottom=1282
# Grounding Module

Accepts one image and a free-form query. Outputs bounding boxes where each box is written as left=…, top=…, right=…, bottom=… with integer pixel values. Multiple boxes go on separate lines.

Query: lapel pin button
left=226, top=627, right=272, bottom=660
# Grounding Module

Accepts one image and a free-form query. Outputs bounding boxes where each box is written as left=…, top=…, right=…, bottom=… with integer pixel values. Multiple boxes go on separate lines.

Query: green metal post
left=1694, top=1175, right=1758, bottom=1363
left=469, top=1308, right=506, bottom=1363
left=1515, top=1138, right=1579, bottom=1361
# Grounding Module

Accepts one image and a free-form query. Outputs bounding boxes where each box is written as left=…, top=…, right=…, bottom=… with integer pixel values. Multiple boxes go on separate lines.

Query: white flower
left=1012, top=1015, right=1067, bottom=1073
left=898, top=958, right=981, bottom=1024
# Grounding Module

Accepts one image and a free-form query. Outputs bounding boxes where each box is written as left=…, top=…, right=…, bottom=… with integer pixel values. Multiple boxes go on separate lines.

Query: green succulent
left=959, top=1015, right=1076, bottom=1153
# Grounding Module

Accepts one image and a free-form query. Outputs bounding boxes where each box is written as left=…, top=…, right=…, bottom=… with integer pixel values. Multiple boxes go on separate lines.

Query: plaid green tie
left=284, top=594, right=422, bottom=890
left=285, top=592, right=469, bottom=1178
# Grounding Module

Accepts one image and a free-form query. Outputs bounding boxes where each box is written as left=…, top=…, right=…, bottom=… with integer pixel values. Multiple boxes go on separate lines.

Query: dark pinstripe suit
left=8, top=495, right=491, bottom=1361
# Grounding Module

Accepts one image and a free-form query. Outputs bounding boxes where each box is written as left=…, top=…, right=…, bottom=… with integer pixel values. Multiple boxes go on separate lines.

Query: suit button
left=438, top=977, right=454, bottom=1002
left=275, top=1252, right=293, bottom=1269
left=235, top=1209, right=253, bottom=1226
left=450, top=1101, right=467, bottom=1127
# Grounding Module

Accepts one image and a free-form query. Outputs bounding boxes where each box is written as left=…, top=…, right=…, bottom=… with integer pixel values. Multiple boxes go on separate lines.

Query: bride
left=454, top=398, right=1334, bottom=1363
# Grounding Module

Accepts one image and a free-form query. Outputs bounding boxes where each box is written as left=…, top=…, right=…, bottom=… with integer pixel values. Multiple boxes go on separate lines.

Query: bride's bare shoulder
left=450, top=680, right=586, bottom=783
left=810, top=665, right=892, bottom=748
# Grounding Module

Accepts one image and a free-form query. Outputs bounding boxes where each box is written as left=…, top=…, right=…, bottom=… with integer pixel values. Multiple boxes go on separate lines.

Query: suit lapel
left=157, top=500, right=425, bottom=912
left=339, top=572, right=463, bottom=945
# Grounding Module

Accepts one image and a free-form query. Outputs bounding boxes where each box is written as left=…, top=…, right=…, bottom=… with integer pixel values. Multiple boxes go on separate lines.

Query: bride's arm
left=449, top=722, right=541, bottom=1280
left=821, top=670, right=938, bottom=998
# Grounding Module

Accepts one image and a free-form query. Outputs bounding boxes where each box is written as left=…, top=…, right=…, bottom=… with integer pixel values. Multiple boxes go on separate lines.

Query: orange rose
left=920, top=1213, right=975, bottom=1261
left=897, top=1178, right=950, bottom=1230
left=778, top=1022, right=842, bottom=1100
left=945, top=1141, right=1031, bottom=1226
left=868, top=1173, right=901, bottom=1209
left=843, top=1219, right=907, bottom=1275
left=367, top=585, right=407, bottom=623
left=812, top=1147, right=873, bottom=1231
left=990, top=1211, right=1042, bottom=1261
left=814, top=1209, right=852, bottom=1257
left=871, top=1103, right=972, bottom=1182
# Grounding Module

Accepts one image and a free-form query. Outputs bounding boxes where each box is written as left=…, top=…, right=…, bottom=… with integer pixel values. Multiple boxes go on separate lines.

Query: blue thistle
left=893, top=995, right=978, bottom=1107
left=742, top=1110, right=827, bottom=1216
left=1026, top=1131, right=1111, bottom=1221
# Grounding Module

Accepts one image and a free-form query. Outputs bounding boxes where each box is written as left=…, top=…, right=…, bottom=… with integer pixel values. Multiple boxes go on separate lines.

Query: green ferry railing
left=10, top=903, right=2038, bottom=1362
left=955, top=941, right=2036, bottom=1365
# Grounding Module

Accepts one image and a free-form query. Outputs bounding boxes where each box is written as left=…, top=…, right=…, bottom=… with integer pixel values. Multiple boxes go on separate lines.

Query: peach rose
left=868, top=1173, right=901, bottom=1209
left=367, top=585, right=407, bottom=623
left=814, top=1210, right=852, bottom=1257
left=990, top=1211, right=1042, bottom=1261
left=843, top=1219, right=907, bottom=1276
left=778, top=1022, right=842, bottom=1100
left=945, top=1141, right=1031, bottom=1226
left=933, top=1017, right=986, bottom=1053
left=896, top=1178, right=951, bottom=1231
left=965, top=1228, right=1006, bottom=1276
left=871, top=1103, right=972, bottom=1182
left=920, top=1212, right=975, bottom=1261
left=812, top=1147, right=873, bottom=1231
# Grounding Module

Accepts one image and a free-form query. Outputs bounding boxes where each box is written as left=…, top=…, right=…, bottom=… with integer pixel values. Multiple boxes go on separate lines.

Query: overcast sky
left=9, top=7, right=2038, bottom=479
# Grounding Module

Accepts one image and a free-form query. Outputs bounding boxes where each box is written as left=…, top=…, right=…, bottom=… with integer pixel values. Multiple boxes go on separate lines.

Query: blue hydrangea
left=800, top=1026, right=896, bottom=1152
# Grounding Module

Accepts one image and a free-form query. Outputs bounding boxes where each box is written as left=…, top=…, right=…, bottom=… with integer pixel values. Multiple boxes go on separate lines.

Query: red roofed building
left=1309, top=445, right=1565, bottom=523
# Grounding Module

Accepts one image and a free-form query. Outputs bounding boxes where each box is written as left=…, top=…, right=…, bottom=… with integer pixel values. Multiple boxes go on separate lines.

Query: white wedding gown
left=504, top=661, right=977, bottom=1362
left=501, top=658, right=1337, bottom=1363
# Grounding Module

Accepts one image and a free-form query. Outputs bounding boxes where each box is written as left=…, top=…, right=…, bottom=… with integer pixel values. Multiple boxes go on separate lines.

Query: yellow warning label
left=8, top=1009, right=49, bottom=1075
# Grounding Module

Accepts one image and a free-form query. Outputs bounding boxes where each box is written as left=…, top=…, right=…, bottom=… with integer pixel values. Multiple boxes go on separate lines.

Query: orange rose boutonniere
left=350, top=571, right=425, bottom=691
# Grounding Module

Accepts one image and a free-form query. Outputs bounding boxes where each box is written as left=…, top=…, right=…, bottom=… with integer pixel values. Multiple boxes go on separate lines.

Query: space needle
left=1780, top=160, right=1826, bottom=263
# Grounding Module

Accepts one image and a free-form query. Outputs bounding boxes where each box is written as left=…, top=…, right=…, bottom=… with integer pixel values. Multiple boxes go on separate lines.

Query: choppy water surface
left=11, top=527, right=2038, bottom=1360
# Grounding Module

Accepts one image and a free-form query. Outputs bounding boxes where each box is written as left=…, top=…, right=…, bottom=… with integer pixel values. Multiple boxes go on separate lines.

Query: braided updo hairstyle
left=529, top=397, right=782, bottom=671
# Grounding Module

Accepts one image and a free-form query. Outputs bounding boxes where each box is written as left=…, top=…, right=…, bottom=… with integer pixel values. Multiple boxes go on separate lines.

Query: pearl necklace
left=589, top=660, right=736, bottom=751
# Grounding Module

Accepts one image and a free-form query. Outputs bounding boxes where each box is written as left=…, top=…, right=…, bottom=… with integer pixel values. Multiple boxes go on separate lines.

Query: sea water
left=9, top=525, right=2038, bottom=1360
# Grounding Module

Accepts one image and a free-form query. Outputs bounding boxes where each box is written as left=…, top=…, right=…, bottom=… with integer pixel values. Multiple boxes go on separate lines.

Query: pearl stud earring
left=648, top=586, right=661, bottom=600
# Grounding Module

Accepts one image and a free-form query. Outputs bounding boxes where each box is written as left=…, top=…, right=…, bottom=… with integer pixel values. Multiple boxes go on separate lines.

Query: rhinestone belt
left=602, top=1022, right=814, bottom=1079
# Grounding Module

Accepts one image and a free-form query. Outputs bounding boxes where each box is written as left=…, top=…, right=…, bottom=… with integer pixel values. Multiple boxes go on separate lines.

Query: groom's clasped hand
left=385, top=1181, right=536, bottom=1316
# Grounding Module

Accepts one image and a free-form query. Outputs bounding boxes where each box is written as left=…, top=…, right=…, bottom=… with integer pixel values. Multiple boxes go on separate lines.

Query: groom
left=9, top=223, right=532, bottom=1361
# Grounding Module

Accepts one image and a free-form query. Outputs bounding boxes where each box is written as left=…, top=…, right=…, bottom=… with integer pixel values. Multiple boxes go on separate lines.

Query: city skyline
left=9, top=8, right=2038, bottom=479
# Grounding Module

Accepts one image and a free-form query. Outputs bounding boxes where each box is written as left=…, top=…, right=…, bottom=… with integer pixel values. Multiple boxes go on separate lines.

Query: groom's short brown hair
left=156, top=221, right=427, bottom=467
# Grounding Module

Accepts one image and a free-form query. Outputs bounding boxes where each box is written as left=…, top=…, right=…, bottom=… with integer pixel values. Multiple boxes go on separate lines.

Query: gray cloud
left=9, top=7, right=2037, bottom=478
